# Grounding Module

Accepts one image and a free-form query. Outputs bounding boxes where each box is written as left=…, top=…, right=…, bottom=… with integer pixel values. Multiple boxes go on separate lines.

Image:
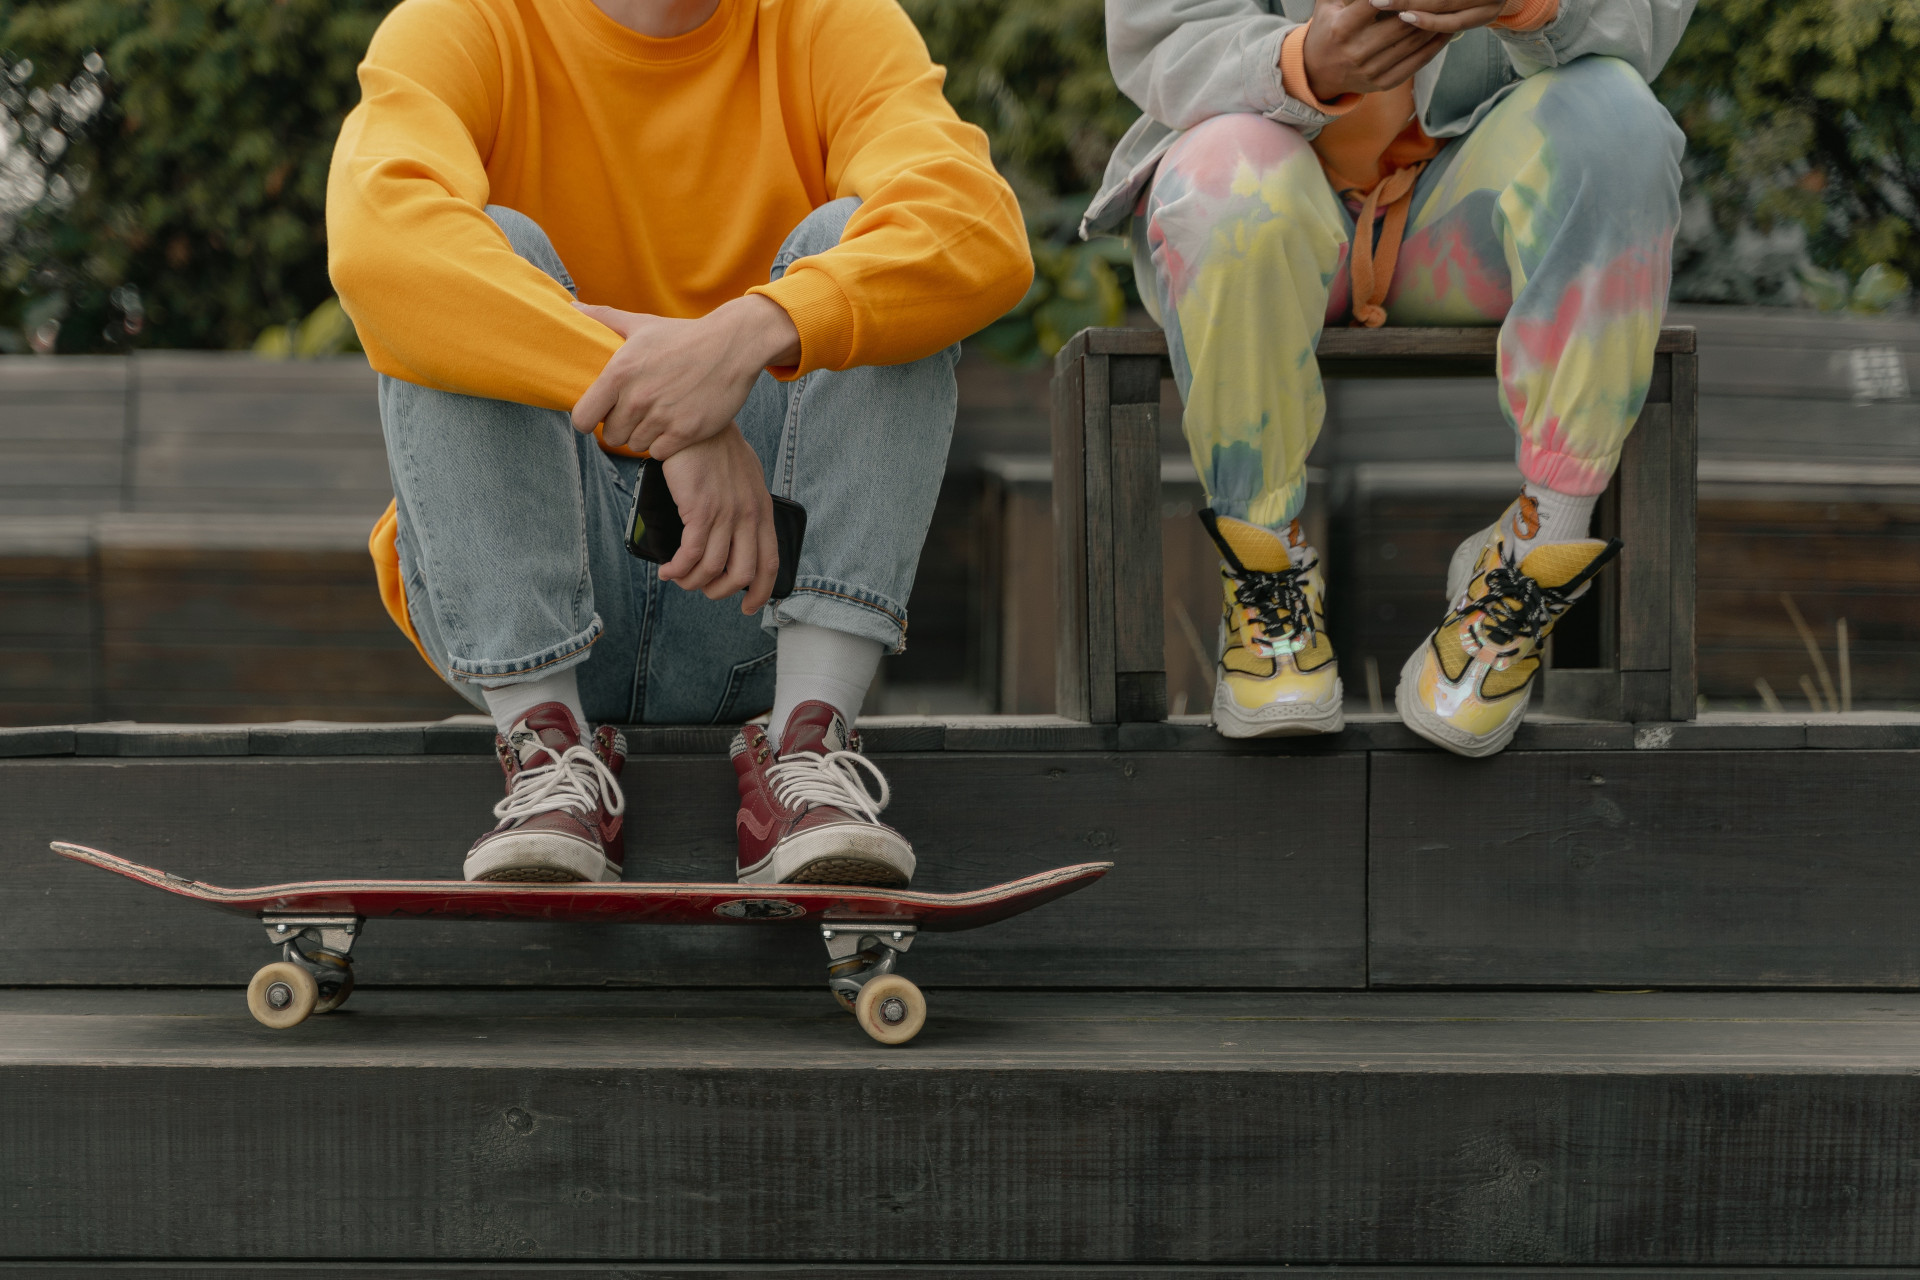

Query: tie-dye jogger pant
left=1133, top=55, right=1685, bottom=530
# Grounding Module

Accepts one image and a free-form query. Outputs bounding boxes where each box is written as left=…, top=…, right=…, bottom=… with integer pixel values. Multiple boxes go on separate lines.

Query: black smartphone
left=623, top=458, right=807, bottom=601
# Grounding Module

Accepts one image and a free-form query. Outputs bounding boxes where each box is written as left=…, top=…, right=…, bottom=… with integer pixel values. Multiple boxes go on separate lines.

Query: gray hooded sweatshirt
left=1082, top=0, right=1696, bottom=238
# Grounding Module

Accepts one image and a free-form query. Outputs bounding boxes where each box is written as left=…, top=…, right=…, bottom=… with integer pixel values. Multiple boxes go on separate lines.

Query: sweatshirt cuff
left=750, top=267, right=856, bottom=381
left=1491, top=0, right=1559, bottom=32
left=1279, top=24, right=1362, bottom=116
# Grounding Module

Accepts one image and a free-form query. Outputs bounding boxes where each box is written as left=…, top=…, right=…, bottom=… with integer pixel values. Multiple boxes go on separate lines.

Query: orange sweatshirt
left=1276, top=0, right=1558, bottom=325
left=327, top=0, right=1031, bottom=663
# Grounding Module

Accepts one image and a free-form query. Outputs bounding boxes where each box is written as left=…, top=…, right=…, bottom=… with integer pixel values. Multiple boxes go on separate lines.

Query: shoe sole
left=1211, top=676, right=1345, bottom=739
left=739, top=823, right=916, bottom=888
left=465, top=830, right=620, bottom=884
left=1393, top=641, right=1525, bottom=759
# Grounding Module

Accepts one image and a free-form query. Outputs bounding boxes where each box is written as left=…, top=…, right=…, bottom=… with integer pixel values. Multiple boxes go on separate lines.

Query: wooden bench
left=1050, top=326, right=1699, bottom=724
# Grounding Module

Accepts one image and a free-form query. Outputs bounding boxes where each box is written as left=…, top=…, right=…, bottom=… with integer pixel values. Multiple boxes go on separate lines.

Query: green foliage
left=1660, top=0, right=1920, bottom=307
left=0, top=0, right=389, bottom=351
left=251, top=295, right=360, bottom=359
left=7, top=0, right=1915, bottom=354
left=904, top=0, right=1143, bottom=362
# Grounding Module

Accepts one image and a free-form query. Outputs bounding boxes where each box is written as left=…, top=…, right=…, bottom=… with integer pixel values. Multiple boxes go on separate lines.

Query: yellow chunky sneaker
left=1396, top=499, right=1621, bottom=758
left=1199, top=510, right=1343, bottom=738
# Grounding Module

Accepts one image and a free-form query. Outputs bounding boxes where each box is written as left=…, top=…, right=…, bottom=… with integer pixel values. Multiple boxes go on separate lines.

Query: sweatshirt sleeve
left=746, top=0, right=1033, bottom=377
left=326, top=0, right=620, bottom=410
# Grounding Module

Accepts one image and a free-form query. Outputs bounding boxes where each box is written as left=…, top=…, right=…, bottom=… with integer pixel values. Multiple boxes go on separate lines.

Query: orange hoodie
left=327, top=0, right=1031, bottom=663
left=1276, top=0, right=1558, bottom=325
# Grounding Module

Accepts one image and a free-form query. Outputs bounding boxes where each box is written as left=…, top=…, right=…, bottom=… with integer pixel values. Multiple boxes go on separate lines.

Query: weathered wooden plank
left=1669, top=351, right=1699, bottom=719
left=10, top=1270, right=1920, bottom=1279
left=1370, top=749, right=1920, bottom=985
left=5, top=989, right=1918, bottom=1263
left=1616, top=403, right=1673, bottom=679
left=1081, top=356, right=1117, bottom=724
left=1108, top=401, right=1165, bottom=721
left=1071, top=326, right=1696, bottom=360
left=1051, top=359, right=1090, bottom=721
left=0, top=753, right=1367, bottom=988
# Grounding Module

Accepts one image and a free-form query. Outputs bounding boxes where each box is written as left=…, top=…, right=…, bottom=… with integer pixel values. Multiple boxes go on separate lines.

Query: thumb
left=575, top=302, right=641, bottom=337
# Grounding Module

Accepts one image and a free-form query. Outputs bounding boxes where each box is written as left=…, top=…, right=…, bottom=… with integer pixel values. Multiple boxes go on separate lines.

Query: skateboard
left=50, top=842, right=1112, bottom=1045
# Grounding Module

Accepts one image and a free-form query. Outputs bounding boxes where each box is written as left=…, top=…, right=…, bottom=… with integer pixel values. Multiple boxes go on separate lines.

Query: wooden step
left=3, top=719, right=1919, bottom=990
left=8, top=989, right=1920, bottom=1266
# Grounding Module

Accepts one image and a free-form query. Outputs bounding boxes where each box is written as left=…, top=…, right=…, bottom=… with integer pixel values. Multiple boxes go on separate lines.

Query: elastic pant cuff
left=765, top=579, right=907, bottom=654
left=446, top=614, right=604, bottom=687
left=1520, top=448, right=1616, bottom=497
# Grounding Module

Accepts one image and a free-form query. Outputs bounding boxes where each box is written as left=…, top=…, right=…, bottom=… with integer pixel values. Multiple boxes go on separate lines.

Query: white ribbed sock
left=482, top=667, right=586, bottom=737
left=768, top=623, right=884, bottom=749
left=1511, top=482, right=1598, bottom=549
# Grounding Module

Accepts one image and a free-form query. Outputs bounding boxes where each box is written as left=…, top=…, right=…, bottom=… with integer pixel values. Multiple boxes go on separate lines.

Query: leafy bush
left=2, top=0, right=1912, bottom=355
left=1660, top=0, right=1918, bottom=309
left=0, top=0, right=386, bottom=351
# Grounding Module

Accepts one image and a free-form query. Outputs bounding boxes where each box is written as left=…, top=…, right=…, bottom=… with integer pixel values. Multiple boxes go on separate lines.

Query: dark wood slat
left=1070, top=326, right=1696, bottom=360
left=0, top=753, right=1367, bottom=988
left=5, top=990, right=1917, bottom=1263
left=1616, top=403, right=1673, bottom=679
left=1108, top=402, right=1165, bottom=718
left=1081, top=356, right=1117, bottom=724
left=1051, top=359, right=1090, bottom=721
left=1370, top=749, right=1920, bottom=986
left=1669, top=352, right=1700, bottom=719
left=15, top=1274, right=1920, bottom=1280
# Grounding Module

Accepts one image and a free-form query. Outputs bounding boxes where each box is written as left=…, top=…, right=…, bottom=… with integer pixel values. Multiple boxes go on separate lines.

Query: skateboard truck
left=248, top=914, right=364, bottom=1029
left=821, top=921, right=924, bottom=1044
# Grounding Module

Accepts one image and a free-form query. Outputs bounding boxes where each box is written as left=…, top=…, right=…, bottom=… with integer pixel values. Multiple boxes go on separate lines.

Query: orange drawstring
left=1345, top=160, right=1428, bottom=329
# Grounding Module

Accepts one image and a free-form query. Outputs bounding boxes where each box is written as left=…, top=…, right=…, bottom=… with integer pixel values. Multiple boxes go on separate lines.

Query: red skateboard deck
left=51, top=842, right=1112, bottom=1044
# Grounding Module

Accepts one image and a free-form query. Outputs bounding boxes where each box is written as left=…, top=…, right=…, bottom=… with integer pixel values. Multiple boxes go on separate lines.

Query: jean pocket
left=714, top=647, right=778, bottom=724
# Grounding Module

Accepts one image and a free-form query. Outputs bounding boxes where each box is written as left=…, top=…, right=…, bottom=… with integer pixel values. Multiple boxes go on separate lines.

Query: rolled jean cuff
left=446, top=613, right=605, bottom=687
left=766, top=578, right=907, bottom=654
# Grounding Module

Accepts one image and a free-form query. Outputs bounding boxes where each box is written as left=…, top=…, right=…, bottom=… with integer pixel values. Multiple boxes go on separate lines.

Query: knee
left=1535, top=59, right=1684, bottom=192
left=775, top=197, right=860, bottom=268
left=1150, top=114, right=1326, bottom=252
left=484, top=205, right=574, bottom=292
left=1160, top=113, right=1318, bottom=197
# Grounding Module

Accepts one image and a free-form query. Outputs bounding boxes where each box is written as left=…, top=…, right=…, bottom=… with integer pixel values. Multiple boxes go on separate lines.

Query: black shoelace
left=1229, top=555, right=1318, bottom=650
left=1454, top=539, right=1622, bottom=650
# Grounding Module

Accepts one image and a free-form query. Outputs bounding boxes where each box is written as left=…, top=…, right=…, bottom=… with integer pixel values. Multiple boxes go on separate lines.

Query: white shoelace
left=493, top=741, right=626, bottom=825
left=767, top=748, right=890, bottom=823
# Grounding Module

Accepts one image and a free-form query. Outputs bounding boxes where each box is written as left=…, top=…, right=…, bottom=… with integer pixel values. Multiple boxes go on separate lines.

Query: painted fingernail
left=1398, top=11, right=1419, bottom=20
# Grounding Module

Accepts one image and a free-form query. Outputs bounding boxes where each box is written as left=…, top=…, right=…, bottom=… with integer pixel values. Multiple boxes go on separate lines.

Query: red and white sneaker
left=464, top=702, right=627, bottom=883
left=731, top=700, right=915, bottom=887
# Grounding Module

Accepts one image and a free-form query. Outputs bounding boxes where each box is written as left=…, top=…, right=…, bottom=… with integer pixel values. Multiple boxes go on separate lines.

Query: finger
left=1346, top=8, right=1438, bottom=60
left=1398, top=2, right=1503, bottom=30
left=600, top=388, right=651, bottom=452
left=708, top=529, right=756, bottom=602
left=573, top=302, right=639, bottom=338
left=1369, top=30, right=1449, bottom=85
left=1329, top=0, right=1384, bottom=37
left=686, top=514, right=735, bottom=595
left=1358, top=19, right=1443, bottom=71
left=659, top=509, right=710, bottom=586
left=571, top=369, right=619, bottom=435
left=742, top=497, right=779, bottom=614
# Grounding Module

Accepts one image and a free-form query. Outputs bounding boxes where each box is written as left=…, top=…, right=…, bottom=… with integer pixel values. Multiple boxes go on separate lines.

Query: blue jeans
left=379, top=198, right=959, bottom=724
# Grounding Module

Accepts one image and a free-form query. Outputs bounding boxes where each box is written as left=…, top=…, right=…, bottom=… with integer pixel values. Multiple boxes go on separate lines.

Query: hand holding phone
left=625, top=447, right=806, bottom=605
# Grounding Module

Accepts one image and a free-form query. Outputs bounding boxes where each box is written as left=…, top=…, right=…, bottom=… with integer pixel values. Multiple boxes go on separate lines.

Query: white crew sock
left=1510, top=481, right=1598, bottom=549
left=768, top=623, right=884, bottom=749
left=482, top=667, right=586, bottom=737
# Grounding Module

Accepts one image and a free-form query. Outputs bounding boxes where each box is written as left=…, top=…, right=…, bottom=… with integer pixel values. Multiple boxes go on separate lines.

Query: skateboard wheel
left=853, top=974, right=925, bottom=1046
left=247, top=961, right=318, bottom=1029
left=830, top=987, right=856, bottom=1013
left=313, top=963, right=355, bottom=1015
